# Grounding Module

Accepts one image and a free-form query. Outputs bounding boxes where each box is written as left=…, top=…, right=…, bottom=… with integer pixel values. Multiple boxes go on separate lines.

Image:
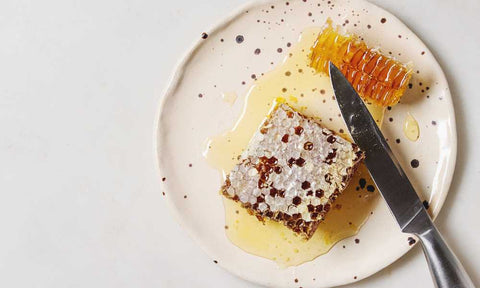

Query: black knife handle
left=407, top=210, right=475, bottom=288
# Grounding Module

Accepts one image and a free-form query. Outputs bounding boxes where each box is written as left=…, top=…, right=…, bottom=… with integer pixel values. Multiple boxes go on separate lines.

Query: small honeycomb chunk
left=310, top=19, right=412, bottom=107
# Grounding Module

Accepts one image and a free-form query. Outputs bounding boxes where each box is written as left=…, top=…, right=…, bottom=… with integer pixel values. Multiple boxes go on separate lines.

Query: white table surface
left=0, top=0, right=479, bottom=287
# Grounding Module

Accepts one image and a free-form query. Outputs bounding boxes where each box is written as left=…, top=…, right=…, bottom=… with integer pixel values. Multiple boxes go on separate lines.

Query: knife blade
left=328, top=62, right=474, bottom=288
left=328, top=62, right=424, bottom=230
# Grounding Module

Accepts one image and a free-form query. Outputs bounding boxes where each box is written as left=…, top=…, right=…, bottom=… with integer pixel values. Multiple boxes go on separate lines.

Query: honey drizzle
left=204, top=27, right=384, bottom=267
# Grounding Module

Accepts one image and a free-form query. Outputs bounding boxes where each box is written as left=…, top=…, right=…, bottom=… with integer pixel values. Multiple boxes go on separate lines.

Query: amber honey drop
left=404, top=112, right=420, bottom=141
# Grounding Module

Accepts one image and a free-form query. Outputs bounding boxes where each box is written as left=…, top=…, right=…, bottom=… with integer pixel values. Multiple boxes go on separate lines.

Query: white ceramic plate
left=156, top=0, right=456, bottom=287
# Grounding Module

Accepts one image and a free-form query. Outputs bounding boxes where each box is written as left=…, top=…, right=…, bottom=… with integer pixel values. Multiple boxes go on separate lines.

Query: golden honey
left=221, top=91, right=238, bottom=106
left=204, top=27, right=383, bottom=267
left=404, top=112, right=420, bottom=141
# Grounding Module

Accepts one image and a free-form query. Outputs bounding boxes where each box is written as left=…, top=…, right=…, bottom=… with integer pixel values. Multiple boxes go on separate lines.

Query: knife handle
left=416, top=221, right=475, bottom=288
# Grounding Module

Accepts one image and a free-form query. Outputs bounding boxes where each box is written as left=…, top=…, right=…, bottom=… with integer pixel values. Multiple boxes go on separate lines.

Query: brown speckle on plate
left=408, top=237, right=416, bottom=246
left=423, top=200, right=430, bottom=209
left=411, top=159, right=420, bottom=168
left=235, top=35, right=244, bottom=44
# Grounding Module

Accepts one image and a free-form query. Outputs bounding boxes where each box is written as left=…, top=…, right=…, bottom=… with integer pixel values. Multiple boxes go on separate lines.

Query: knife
left=329, top=62, right=475, bottom=288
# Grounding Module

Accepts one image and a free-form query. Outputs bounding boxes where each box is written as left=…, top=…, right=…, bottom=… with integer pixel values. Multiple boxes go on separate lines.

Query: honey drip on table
left=204, top=27, right=384, bottom=267
left=403, top=112, right=419, bottom=141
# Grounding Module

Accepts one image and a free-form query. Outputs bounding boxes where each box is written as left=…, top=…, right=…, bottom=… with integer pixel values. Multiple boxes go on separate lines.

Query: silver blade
left=329, top=62, right=424, bottom=231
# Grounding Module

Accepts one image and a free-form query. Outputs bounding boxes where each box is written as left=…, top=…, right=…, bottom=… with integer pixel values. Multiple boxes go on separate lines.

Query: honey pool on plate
left=204, top=27, right=384, bottom=267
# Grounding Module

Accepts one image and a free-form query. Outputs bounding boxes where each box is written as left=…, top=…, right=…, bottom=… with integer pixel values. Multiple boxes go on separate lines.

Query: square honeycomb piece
left=221, top=104, right=364, bottom=239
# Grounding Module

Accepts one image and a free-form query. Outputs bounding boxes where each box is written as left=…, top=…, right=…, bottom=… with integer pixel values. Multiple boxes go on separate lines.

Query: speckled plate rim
left=155, top=0, right=457, bottom=286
